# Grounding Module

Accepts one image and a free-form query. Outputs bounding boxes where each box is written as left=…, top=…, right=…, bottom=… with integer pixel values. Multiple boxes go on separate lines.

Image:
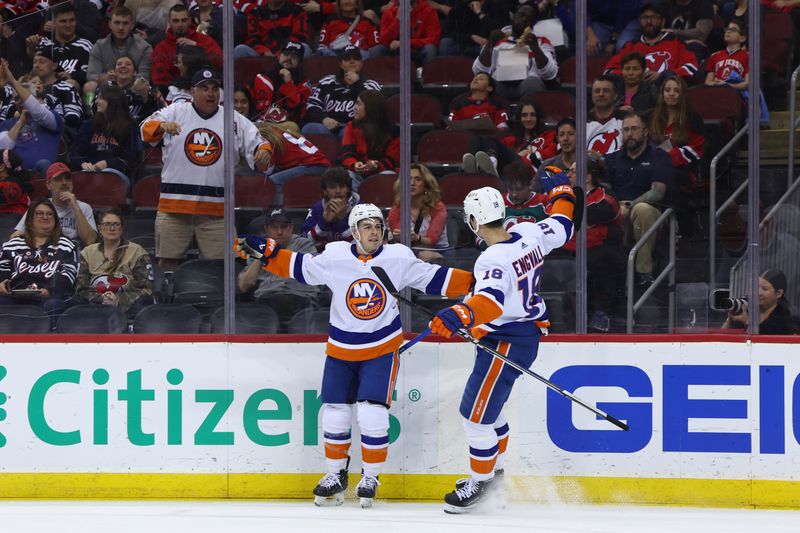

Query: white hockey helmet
left=349, top=202, right=386, bottom=238
left=463, top=186, right=505, bottom=235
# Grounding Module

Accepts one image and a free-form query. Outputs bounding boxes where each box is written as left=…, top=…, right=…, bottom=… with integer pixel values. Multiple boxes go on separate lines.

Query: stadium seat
left=558, top=55, right=610, bottom=87
left=141, top=145, right=163, bottom=172
left=359, top=173, right=397, bottom=207
left=171, top=259, right=225, bottom=312
left=386, top=93, right=443, bottom=132
left=362, top=56, right=416, bottom=91
left=438, top=173, right=504, bottom=207
left=521, top=91, right=577, bottom=127
left=282, top=174, right=323, bottom=209
left=286, top=307, right=330, bottom=334
left=421, top=56, right=474, bottom=89
left=30, top=178, right=49, bottom=201
left=235, top=174, right=276, bottom=211
left=0, top=213, right=19, bottom=241
left=210, top=303, right=279, bottom=334
left=71, top=171, right=129, bottom=210
left=303, top=55, right=340, bottom=84
left=416, top=129, right=473, bottom=175
left=0, top=304, right=51, bottom=334
left=56, top=304, right=127, bottom=334
left=687, top=85, right=744, bottom=130
left=132, top=174, right=161, bottom=212
left=761, top=11, right=793, bottom=79
left=234, top=56, right=278, bottom=88
left=304, top=133, right=340, bottom=163
left=133, top=304, right=203, bottom=334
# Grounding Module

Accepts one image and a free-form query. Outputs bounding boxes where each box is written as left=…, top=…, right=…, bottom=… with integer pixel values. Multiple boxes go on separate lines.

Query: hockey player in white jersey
left=235, top=203, right=474, bottom=507
left=429, top=168, right=578, bottom=513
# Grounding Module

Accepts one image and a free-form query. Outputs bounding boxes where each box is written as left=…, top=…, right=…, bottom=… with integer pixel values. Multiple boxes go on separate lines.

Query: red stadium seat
left=362, top=56, right=416, bottom=89
left=761, top=11, right=793, bottom=78
left=305, top=133, right=340, bottom=163
left=521, top=91, right=576, bottom=127
left=558, top=55, right=610, bottom=87
left=304, top=55, right=340, bottom=84
left=438, top=173, right=504, bottom=207
left=235, top=174, right=276, bottom=211
left=132, top=174, right=161, bottom=212
left=386, top=93, right=443, bottom=129
left=141, top=145, right=163, bottom=171
left=30, top=178, right=49, bottom=200
left=687, top=85, right=744, bottom=140
left=71, top=171, right=128, bottom=210
left=359, top=173, right=397, bottom=208
left=417, top=129, right=473, bottom=173
left=421, top=56, right=475, bottom=88
left=282, top=174, right=323, bottom=209
left=234, top=56, right=278, bottom=88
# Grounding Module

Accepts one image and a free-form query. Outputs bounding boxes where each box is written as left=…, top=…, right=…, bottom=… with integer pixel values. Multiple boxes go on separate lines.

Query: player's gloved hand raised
left=234, top=235, right=280, bottom=265
left=429, top=304, right=474, bottom=338
left=540, top=165, right=575, bottom=204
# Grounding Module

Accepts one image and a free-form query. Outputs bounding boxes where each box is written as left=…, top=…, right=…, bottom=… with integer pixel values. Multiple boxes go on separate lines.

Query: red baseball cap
left=45, top=162, right=71, bottom=181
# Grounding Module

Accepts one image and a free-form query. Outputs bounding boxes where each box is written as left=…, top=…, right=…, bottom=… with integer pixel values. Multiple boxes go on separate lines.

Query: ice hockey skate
left=443, top=477, right=489, bottom=514
left=313, top=461, right=349, bottom=507
left=355, top=472, right=380, bottom=508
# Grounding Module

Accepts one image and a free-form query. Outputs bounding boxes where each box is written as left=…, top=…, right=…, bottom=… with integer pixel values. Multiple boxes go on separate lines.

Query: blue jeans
left=369, top=43, right=437, bottom=65
left=269, top=164, right=328, bottom=187
left=439, top=37, right=481, bottom=58
left=301, top=122, right=346, bottom=140
left=590, top=19, right=641, bottom=53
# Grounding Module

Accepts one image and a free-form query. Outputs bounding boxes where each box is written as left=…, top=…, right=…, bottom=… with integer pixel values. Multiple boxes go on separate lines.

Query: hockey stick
left=371, top=266, right=630, bottom=431
left=398, top=328, right=431, bottom=356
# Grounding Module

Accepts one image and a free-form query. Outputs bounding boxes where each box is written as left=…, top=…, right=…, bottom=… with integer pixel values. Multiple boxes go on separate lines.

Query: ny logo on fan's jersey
left=346, top=278, right=386, bottom=320
left=184, top=128, right=222, bottom=166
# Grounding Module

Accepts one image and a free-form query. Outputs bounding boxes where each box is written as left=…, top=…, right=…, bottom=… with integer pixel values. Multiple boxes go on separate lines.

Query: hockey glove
left=540, top=165, right=571, bottom=194
left=429, top=304, right=475, bottom=339
left=234, top=235, right=280, bottom=265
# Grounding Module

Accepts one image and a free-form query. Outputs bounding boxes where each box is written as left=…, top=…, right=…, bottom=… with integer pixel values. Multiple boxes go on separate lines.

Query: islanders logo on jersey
left=184, top=128, right=222, bottom=166
left=346, top=278, right=387, bottom=320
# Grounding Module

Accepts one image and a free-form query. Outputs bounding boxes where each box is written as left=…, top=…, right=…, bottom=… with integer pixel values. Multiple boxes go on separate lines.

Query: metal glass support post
left=399, top=0, right=412, bottom=328
left=746, top=4, right=761, bottom=334
left=574, top=1, right=587, bottom=333
left=223, top=4, right=236, bottom=333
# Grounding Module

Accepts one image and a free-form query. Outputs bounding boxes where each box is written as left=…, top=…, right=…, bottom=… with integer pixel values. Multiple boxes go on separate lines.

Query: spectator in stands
left=340, top=89, right=399, bottom=189
left=256, top=121, right=331, bottom=198
left=473, top=4, right=558, bottom=100
left=317, top=0, right=379, bottom=58
left=387, top=163, right=448, bottom=263
left=618, top=51, right=659, bottom=114
left=13, top=162, right=97, bottom=247
left=536, top=118, right=577, bottom=187
left=125, top=0, right=181, bottom=46
left=500, top=159, right=548, bottom=227
left=151, top=4, right=223, bottom=91
left=140, top=67, right=272, bottom=273
left=0, top=148, right=32, bottom=216
left=0, top=6, right=32, bottom=78
left=498, top=101, right=558, bottom=174
left=0, top=109, right=28, bottom=150
left=301, top=166, right=362, bottom=250
left=235, top=0, right=310, bottom=59
left=604, top=3, right=699, bottom=84
left=664, top=0, right=714, bottom=61
left=719, top=0, right=746, bottom=27
left=69, top=84, right=141, bottom=187
left=254, top=40, right=312, bottom=125
left=0, top=60, right=62, bottom=173
left=439, top=0, right=511, bottom=57
left=303, top=45, right=381, bottom=139
left=448, top=72, right=509, bottom=131
left=42, top=0, right=102, bottom=44
left=564, top=156, right=625, bottom=332
left=722, top=269, right=798, bottom=334
left=73, top=208, right=155, bottom=318
left=0, top=198, right=79, bottom=326
left=370, top=0, right=441, bottom=65
left=587, top=75, right=626, bottom=155
left=584, top=1, right=642, bottom=55
left=604, top=111, right=673, bottom=286
left=101, top=56, right=159, bottom=123
left=31, top=47, right=83, bottom=129
left=238, top=207, right=320, bottom=331
left=85, top=6, right=153, bottom=100
left=166, top=45, right=208, bottom=104
left=234, top=84, right=257, bottom=120
left=190, top=0, right=244, bottom=47
left=25, top=3, right=92, bottom=86
left=648, top=74, right=705, bottom=235
left=704, top=18, right=748, bottom=91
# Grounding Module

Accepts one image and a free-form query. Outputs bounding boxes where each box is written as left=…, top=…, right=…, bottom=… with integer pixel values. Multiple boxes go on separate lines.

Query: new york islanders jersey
left=264, top=241, right=473, bottom=361
left=469, top=217, right=573, bottom=342
left=140, top=102, right=267, bottom=216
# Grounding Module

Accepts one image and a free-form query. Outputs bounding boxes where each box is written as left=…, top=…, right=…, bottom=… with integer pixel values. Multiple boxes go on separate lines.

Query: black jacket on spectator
left=305, top=73, right=382, bottom=125
left=69, top=120, right=141, bottom=176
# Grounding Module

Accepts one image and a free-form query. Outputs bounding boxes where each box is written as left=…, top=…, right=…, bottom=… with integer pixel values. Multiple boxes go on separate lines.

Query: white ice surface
left=0, top=500, right=799, bottom=533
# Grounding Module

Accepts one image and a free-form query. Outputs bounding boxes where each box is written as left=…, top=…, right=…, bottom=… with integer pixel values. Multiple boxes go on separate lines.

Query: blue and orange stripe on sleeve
left=263, top=248, right=294, bottom=279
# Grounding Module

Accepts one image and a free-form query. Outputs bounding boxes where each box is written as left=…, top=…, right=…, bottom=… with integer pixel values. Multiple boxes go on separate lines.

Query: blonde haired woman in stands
left=387, top=163, right=448, bottom=263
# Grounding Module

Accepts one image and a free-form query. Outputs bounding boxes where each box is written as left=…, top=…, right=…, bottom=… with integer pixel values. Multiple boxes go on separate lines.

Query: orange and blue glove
left=541, top=166, right=575, bottom=203
left=234, top=235, right=280, bottom=265
left=429, top=303, right=475, bottom=338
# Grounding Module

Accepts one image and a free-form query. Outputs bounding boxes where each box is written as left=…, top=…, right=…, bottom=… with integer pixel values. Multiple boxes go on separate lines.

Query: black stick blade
left=371, top=266, right=400, bottom=295
left=606, top=415, right=629, bottom=431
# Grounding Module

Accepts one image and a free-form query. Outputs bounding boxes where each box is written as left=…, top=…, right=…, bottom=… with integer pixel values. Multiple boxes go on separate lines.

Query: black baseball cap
left=191, top=67, right=221, bottom=88
left=265, top=208, right=291, bottom=224
left=338, top=44, right=361, bottom=60
left=640, top=2, right=665, bottom=16
left=281, top=40, right=305, bottom=59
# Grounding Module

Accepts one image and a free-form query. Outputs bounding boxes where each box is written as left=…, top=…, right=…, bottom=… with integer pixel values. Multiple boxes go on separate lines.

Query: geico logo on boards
left=345, top=278, right=386, bottom=320
left=20, top=368, right=401, bottom=447
left=546, top=364, right=799, bottom=455
left=184, top=128, right=222, bottom=166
